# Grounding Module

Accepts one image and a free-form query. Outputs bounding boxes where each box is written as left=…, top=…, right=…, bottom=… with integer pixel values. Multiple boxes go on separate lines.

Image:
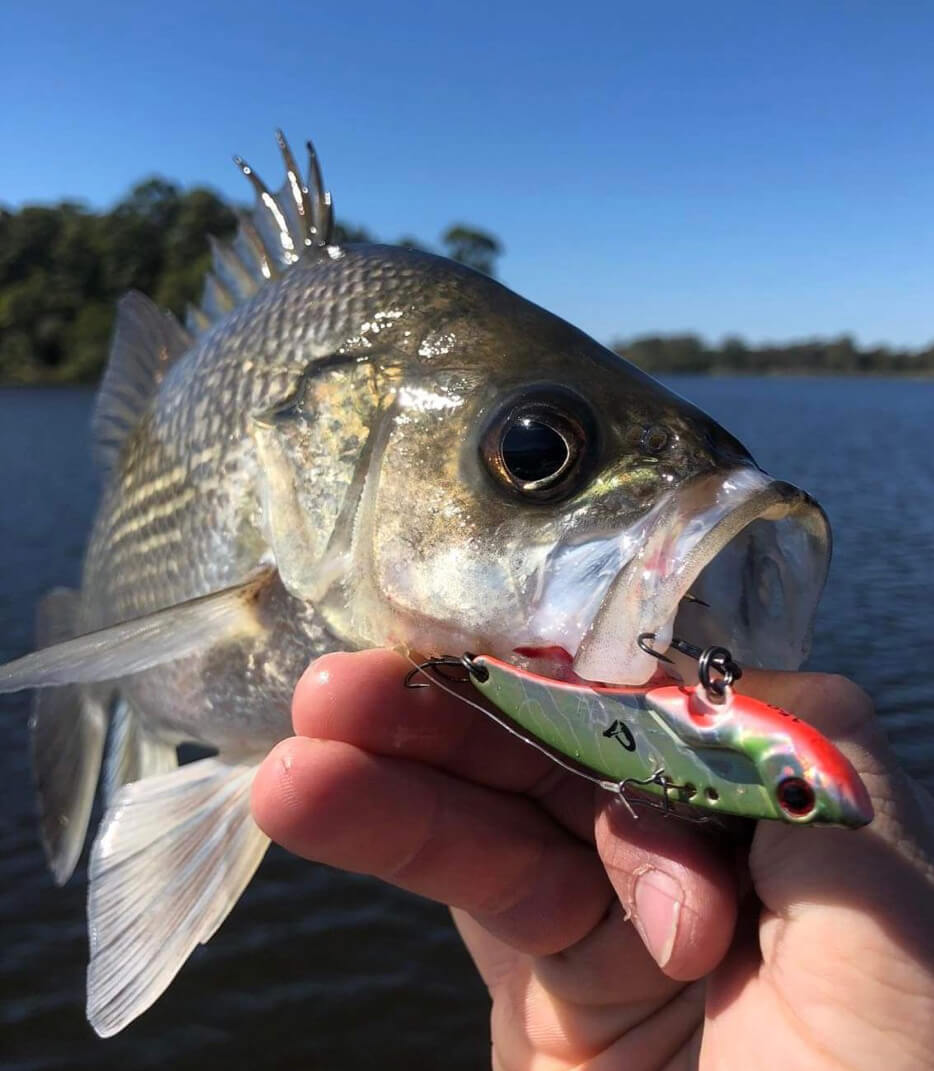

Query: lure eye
left=481, top=391, right=595, bottom=501
left=777, top=776, right=816, bottom=818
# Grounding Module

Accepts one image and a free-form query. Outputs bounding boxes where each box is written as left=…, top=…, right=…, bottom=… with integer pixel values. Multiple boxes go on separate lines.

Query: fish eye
left=481, top=391, right=595, bottom=501
left=502, top=418, right=571, bottom=482
left=777, top=776, right=816, bottom=817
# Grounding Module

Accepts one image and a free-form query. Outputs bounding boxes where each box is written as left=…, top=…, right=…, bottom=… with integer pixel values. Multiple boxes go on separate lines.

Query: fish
left=0, top=130, right=831, bottom=1036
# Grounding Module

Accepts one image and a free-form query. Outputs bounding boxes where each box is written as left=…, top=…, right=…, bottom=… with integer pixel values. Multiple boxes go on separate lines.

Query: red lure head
left=723, top=691, right=873, bottom=827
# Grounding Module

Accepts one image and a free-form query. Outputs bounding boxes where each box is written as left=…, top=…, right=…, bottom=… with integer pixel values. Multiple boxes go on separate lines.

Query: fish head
left=262, top=246, right=830, bottom=685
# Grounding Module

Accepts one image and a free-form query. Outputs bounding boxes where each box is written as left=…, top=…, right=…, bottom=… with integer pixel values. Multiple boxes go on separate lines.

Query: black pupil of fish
left=502, top=418, right=570, bottom=483
left=778, top=778, right=814, bottom=814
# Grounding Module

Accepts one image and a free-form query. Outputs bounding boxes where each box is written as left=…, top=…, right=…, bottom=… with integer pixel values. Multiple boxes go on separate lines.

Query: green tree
left=332, top=222, right=373, bottom=245
left=154, top=188, right=236, bottom=315
left=441, top=224, right=502, bottom=276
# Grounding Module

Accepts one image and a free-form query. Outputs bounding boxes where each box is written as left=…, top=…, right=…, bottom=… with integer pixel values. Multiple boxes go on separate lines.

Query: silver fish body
left=80, top=251, right=423, bottom=756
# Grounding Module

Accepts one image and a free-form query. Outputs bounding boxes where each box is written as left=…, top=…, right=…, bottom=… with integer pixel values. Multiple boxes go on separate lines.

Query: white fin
left=30, top=589, right=109, bottom=884
left=187, top=130, right=335, bottom=336
left=92, top=292, right=193, bottom=475
left=86, top=757, right=269, bottom=1037
left=102, top=697, right=178, bottom=803
left=0, top=571, right=271, bottom=694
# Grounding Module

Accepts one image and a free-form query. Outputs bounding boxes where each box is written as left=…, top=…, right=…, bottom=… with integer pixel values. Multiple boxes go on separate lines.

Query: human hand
left=252, top=651, right=934, bottom=1069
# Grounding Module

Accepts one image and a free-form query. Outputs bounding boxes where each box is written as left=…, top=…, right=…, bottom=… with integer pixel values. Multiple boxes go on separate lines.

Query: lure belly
left=461, top=655, right=873, bottom=828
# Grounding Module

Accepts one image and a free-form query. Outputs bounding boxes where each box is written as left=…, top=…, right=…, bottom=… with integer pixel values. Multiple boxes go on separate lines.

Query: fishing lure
left=407, top=642, right=873, bottom=828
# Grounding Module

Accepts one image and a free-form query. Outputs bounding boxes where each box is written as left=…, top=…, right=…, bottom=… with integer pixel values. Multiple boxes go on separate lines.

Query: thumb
left=594, top=792, right=742, bottom=981
left=738, top=670, right=934, bottom=961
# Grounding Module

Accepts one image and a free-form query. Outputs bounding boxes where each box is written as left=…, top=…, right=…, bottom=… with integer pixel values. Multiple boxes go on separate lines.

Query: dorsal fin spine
left=207, top=236, right=255, bottom=301
left=185, top=131, right=335, bottom=337
left=275, top=129, right=314, bottom=235
left=95, top=131, right=339, bottom=462
left=306, top=139, right=334, bottom=245
left=201, top=274, right=235, bottom=320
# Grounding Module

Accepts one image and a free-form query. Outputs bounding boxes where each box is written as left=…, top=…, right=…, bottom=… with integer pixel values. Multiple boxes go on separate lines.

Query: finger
left=737, top=668, right=912, bottom=850
left=455, top=906, right=695, bottom=1067
left=723, top=670, right=934, bottom=1054
left=292, top=649, right=596, bottom=841
left=293, top=650, right=552, bottom=789
left=594, top=797, right=739, bottom=981
left=252, top=735, right=613, bottom=956
left=457, top=901, right=682, bottom=1005
left=492, top=972, right=705, bottom=1071
left=451, top=908, right=522, bottom=991
left=735, top=671, right=934, bottom=960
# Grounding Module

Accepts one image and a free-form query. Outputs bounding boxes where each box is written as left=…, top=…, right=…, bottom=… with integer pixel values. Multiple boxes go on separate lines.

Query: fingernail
left=631, top=866, right=683, bottom=968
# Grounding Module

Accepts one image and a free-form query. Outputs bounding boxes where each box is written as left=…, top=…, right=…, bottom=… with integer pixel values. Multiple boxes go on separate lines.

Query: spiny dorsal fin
left=186, top=130, right=335, bottom=336
left=92, top=292, right=193, bottom=474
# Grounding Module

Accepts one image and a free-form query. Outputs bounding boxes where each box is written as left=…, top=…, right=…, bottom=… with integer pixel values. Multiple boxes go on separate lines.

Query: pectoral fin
left=86, top=757, right=269, bottom=1037
left=0, top=570, right=273, bottom=694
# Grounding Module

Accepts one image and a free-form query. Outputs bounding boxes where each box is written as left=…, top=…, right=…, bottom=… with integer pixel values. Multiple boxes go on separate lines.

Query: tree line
left=0, top=179, right=502, bottom=385
left=612, top=333, right=934, bottom=376
left=1, top=177, right=930, bottom=384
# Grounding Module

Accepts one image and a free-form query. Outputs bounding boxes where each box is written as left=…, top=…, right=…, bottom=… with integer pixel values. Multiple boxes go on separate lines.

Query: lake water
left=1, top=378, right=932, bottom=1069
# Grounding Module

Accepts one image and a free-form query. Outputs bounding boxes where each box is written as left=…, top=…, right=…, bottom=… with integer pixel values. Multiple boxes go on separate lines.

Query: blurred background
left=2, top=2, right=933, bottom=1068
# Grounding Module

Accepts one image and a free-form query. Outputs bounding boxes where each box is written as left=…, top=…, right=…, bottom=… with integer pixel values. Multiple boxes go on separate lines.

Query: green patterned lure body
left=470, top=655, right=872, bottom=827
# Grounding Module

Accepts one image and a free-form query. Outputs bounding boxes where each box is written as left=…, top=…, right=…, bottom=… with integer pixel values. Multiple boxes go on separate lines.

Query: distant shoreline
left=610, top=335, right=934, bottom=379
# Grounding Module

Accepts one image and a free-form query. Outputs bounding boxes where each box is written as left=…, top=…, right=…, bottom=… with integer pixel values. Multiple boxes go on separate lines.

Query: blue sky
left=3, top=1, right=932, bottom=348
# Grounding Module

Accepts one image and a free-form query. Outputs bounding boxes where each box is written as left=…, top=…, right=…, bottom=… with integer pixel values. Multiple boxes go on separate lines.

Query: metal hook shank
left=403, top=654, right=486, bottom=689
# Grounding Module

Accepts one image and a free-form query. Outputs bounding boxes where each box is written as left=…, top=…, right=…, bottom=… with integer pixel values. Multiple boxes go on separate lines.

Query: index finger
left=291, top=649, right=597, bottom=841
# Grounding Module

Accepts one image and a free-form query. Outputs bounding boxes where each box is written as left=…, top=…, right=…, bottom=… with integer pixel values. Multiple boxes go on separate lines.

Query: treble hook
left=637, top=632, right=675, bottom=664
left=681, top=592, right=710, bottom=608
left=403, top=654, right=488, bottom=689
left=637, top=632, right=743, bottom=699
left=616, top=767, right=716, bottom=824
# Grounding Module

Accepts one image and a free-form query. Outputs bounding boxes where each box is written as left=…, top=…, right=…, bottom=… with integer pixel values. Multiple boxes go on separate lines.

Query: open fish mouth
left=525, top=468, right=831, bottom=687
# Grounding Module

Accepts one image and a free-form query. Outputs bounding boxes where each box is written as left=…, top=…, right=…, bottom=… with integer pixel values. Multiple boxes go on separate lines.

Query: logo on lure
left=407, top=651, right=873, bottom=828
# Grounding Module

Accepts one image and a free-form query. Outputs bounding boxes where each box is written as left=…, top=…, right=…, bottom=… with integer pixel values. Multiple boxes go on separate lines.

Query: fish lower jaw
left=567, top=598, right=684, bottom=687
left=557, top=471, right=831, bottom=688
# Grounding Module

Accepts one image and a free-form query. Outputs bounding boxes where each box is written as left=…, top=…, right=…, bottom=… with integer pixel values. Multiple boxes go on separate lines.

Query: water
left=1, top=379, right=932, bottom=1069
